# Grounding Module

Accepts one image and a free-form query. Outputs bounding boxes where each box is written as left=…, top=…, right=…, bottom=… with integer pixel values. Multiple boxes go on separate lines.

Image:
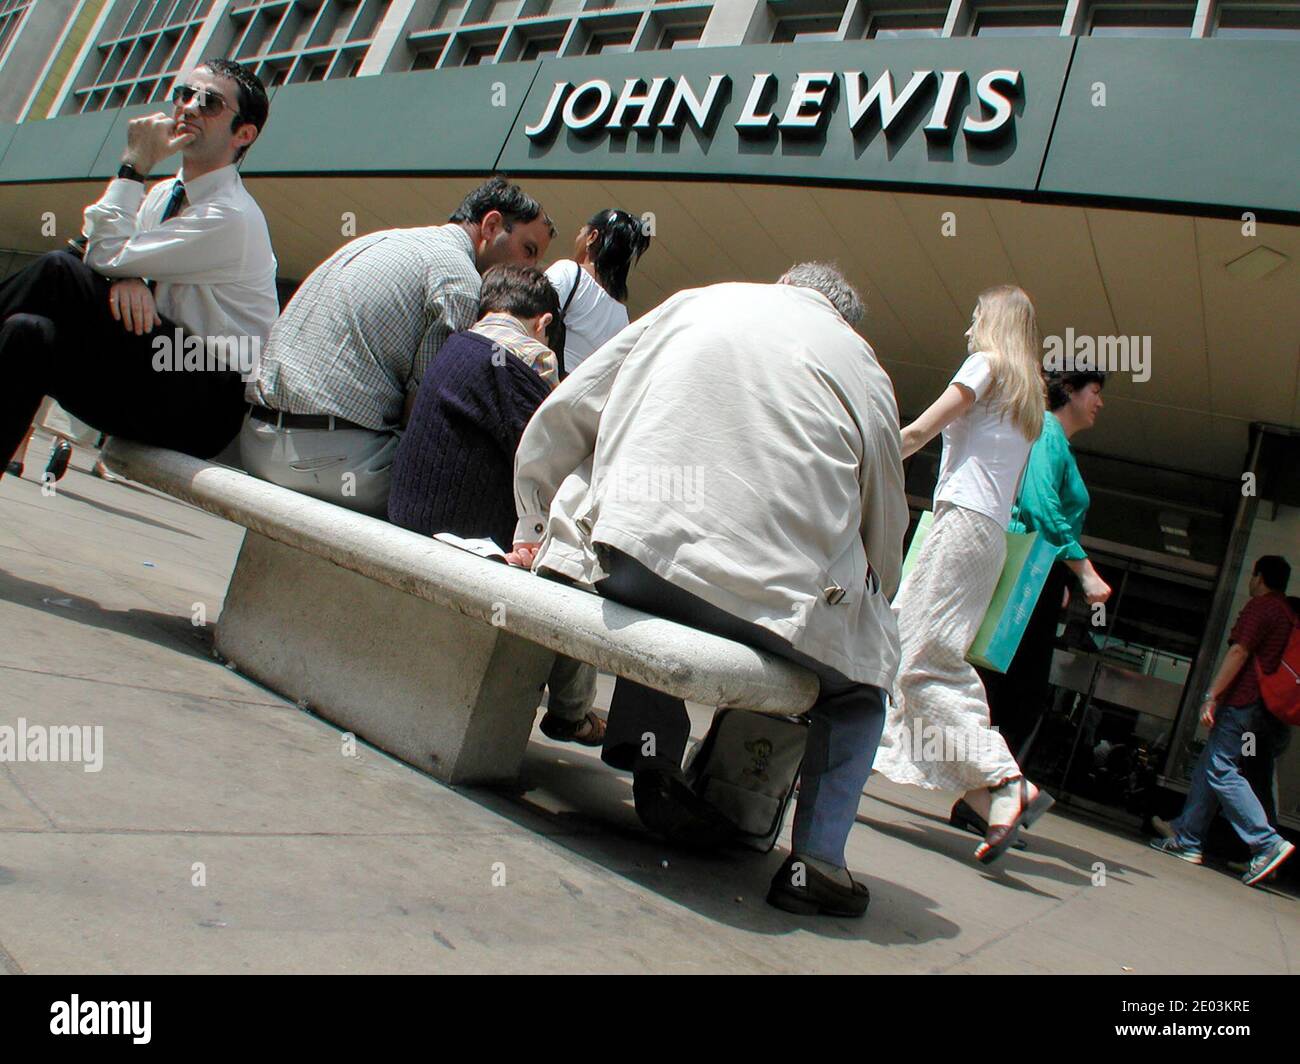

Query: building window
left=656, top=21, right=706, bottom=48
left=0, top=0, right=34, bottom=68
left=520, top=33, right=565, bottom=58
left=300, top=58, right=332, bottom=81
left=1215, top=4, right=1300, bottom=37
left=218, top=1, right=393, bottom=89
left=772, top=14, right=844, bottom=42
left=65, top=0, right=391, bottom=113
left=425, top=0, right=470, bottom=29
left=972, top=7, right=1065, bottom=36
left=1089, top=5, right=1195, bottom=36
left=479, top=0, right=522, bottom=23
left=461, top=38, right=500, bottom=62
left=67, top=0, right=214, bottom=115
left=585, top=26, right=636, bottom=52
left=866, top=10, right=945, bottom=37
left=410, top=43, right=446, bottom=68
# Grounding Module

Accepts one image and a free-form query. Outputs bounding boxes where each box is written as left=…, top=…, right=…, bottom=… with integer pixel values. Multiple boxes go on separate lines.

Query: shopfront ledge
left=101, top=439, right=819, bottom=786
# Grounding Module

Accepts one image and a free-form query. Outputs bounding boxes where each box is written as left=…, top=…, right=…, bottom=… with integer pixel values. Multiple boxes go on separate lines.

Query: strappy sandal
left=975, top=778, right=1054, bottom=865
left=539, top=709, right=607, bottom=747
left=950, top=798, right=1028, bottom=850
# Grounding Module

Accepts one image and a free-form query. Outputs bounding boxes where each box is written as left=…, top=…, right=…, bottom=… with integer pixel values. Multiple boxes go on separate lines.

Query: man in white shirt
left=511, top=264, right=909, bottom=917
left=1, top=59, right=277, bottom=475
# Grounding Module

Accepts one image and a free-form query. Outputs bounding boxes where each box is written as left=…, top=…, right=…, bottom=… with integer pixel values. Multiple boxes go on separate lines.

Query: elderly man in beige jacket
left=512, top=263, right=907, bottom=917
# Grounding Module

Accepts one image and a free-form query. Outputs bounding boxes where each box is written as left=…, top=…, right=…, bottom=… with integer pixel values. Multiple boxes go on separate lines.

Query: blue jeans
left=593, top=548, right=887, bottom=868
left=1171, top=701, right=1285, bottom=855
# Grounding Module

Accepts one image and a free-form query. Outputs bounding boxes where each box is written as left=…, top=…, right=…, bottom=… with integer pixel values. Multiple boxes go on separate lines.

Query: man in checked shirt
left=242, top=176, right=555, bottom=517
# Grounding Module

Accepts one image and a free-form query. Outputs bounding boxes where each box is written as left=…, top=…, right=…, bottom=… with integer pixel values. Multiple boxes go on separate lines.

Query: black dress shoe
left=4, top=460, right=21, bottom=478
left=766, top=854, right=870, bottom=918
left=45, top=439, right=72, bottom=481
left=632, top=756, right=738, bottom=851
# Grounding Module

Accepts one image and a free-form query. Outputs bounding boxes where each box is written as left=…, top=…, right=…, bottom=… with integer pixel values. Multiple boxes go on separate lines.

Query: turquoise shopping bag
left=901, top=511, right=1055, bottom=673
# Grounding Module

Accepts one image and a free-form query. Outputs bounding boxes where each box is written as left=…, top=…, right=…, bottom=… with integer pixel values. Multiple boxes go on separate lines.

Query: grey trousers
left=239, top=414, right=398, bottom=519
left=545, top=655, right=598, bottom=722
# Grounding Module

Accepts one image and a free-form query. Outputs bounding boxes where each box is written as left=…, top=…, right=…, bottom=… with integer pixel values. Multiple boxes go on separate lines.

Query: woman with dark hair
left=545, top=208, right=651, bottom=376
left=951, top=368, right=1113, bottom=837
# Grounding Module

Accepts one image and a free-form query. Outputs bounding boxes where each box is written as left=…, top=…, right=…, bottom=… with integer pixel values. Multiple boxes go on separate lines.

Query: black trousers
left=592, top=547, right=887, bottom=866
left=978, top=559, right=1072, bottom=760
left=1, top=251, right=246, bottom=467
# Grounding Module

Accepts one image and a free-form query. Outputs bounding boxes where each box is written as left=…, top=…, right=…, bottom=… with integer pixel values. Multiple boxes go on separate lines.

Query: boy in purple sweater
left=388, top=266, right=605, bottom=747
left=388, top=265, right=557, bottom=549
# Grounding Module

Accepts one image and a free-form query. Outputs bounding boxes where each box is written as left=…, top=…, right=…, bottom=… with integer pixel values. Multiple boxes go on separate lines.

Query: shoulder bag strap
left=554, top=263, right=582, bottom=382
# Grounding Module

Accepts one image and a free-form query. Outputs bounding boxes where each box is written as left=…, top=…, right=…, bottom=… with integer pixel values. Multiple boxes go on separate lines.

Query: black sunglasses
left=171, top=83, right=240, bottom=122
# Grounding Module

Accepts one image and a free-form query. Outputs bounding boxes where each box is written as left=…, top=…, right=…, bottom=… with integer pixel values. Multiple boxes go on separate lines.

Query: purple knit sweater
left=388, top=329, right=553, bottom=549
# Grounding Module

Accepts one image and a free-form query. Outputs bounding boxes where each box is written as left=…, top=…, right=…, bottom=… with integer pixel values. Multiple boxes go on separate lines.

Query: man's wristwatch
left=117, top=163, right=147, bottom=182
left=1202, top=690, right=1217, bottom=704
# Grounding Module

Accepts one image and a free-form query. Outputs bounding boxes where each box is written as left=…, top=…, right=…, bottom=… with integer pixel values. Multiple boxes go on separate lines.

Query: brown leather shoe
left=539, top=709, right=607, bottom=747
left=766, top=854, right=870, bottom=918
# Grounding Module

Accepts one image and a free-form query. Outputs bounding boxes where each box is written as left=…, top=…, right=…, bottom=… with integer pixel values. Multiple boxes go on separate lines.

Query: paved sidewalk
left=1, top=433, right=1296, bottom=974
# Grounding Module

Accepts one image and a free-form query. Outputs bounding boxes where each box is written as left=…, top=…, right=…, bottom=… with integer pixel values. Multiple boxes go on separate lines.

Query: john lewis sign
left=502, top=40, right=1075, bottom=194
left=525, top=68, right=1023, bottom=141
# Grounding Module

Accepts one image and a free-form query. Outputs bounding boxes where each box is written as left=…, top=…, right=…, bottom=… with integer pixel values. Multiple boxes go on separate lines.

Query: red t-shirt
left=1220, top=591, right=1296, bottom=707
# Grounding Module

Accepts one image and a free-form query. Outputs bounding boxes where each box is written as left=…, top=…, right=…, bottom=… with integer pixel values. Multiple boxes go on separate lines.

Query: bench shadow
left=465, top=745, right=961, bottom=947
left=0, top=567, right=215, bottom=662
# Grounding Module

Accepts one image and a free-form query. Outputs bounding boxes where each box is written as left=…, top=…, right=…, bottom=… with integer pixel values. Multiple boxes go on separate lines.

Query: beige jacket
left=513, top=282, right=908, bottom=689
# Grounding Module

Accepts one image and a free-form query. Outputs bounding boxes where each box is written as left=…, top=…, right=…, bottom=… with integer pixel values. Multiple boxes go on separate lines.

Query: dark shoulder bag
left=547, top=263, right=582, bottom=382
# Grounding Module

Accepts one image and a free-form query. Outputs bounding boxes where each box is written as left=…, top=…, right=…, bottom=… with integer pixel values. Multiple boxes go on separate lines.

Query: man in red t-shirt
left=1151, top=555, right=1296, bottom=886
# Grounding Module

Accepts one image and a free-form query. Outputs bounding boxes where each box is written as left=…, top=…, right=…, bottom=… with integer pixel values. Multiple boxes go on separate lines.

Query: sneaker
left=1149, top=837, right=1204, bottom=865
left=1243, top=840, right=1295, bottom=886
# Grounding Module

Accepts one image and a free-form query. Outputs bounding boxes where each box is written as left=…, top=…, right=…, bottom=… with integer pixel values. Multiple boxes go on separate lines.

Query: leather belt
left=248, top=404, right=370, bottom=432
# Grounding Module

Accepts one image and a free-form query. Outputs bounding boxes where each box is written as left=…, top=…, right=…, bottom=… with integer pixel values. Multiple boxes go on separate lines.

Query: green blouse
left=1009, top=412, right=1090, bottom=562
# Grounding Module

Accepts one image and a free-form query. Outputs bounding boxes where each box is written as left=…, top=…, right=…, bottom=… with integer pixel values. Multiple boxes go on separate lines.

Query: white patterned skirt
left=873, top=502, right=1022, bottom=792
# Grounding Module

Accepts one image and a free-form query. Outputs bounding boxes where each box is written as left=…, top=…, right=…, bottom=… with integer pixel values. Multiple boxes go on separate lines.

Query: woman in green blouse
left=952, top=369, right=1113, bottom=836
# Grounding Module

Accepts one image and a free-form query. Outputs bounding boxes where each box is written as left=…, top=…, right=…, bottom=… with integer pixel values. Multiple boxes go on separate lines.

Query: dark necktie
left=160, top=180, right=186, bottom=223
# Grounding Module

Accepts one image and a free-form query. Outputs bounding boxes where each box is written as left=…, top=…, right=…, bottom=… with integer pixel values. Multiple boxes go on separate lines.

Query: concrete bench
left=101, top=439, right=819, bottom=786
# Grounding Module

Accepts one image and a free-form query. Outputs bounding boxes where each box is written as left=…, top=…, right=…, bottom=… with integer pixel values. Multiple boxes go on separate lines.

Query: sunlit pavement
left=1, top=431, right=1295, bottom=974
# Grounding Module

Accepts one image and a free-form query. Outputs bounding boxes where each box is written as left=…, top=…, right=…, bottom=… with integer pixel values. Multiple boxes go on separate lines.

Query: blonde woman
left=873, top=285, right=1053, bottom=864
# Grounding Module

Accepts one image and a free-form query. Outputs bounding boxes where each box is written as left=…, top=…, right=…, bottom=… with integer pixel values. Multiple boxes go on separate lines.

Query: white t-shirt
left=933, top=352, right=1033, bottom=528
left=545, top=260, right=630, bottom=374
